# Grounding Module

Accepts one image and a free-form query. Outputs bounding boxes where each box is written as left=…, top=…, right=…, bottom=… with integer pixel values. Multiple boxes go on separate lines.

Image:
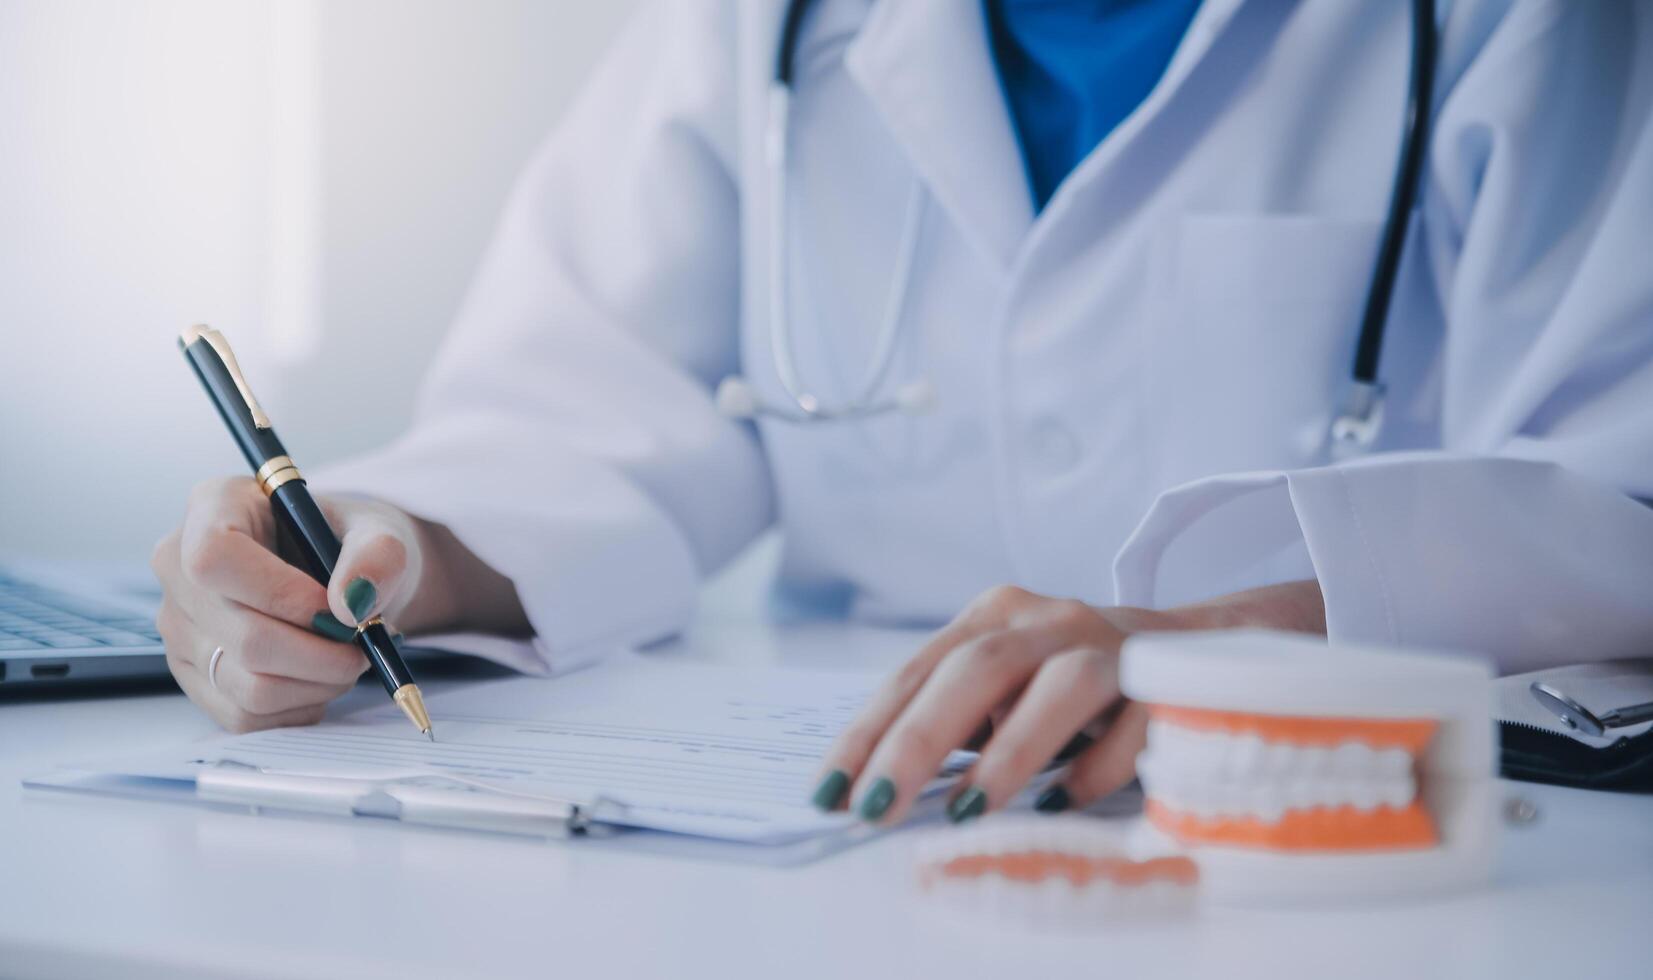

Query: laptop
left=0, top=564, right=168, bottom=687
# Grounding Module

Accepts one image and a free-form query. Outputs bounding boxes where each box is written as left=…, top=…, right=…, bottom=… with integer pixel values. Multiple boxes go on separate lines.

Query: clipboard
left=21, top=659, right=967, bottom=866
left=22, top=760, right=951, bottom=867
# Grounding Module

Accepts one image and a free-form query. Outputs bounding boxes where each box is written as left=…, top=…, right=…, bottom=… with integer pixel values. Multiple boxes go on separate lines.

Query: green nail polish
left=344, top=577, right=377, bottom=623
left=810, top=770, right=850, bottom=811
left=857, top=777, right=896, bottom=821
left=1034, top=784, right=1071, bottom=814
left=311, top=611, right=355, bottom=642
left=947, top=786, right=988, bottom=824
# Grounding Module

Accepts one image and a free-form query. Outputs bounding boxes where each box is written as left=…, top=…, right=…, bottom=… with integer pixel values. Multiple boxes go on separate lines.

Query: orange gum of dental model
left=921, top=852, right=1200, bottom=889
left=1145, top=704, right=1440, bottom=852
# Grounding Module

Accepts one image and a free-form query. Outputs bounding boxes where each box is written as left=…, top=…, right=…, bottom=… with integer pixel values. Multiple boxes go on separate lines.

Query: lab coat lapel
left=844, top=0, right=1033, bottom=271
left=1025, top=0, right=1250, bottom=228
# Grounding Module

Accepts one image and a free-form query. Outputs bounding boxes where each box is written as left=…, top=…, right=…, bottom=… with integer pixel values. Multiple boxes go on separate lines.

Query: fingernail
left=811, top=770, right=850, bottom=811
left=947, top=786, right=987, bottom=824
left=1035, top=784, right=1071, bottom=813
left=1055, top=732, right=1094, bottom=763
left=857, top=777, right=896, bottom=822
left=310, top=611, right=355, bottom=642
left=344, top=577, right=377, bottom=623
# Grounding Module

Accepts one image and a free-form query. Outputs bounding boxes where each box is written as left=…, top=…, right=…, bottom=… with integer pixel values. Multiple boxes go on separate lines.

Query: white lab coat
left=322, top=0, right=1653, bottom=675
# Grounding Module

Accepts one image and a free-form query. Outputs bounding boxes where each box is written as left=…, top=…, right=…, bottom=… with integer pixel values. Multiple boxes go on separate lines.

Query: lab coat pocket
left=1147, top=213, right=1381, bottom=490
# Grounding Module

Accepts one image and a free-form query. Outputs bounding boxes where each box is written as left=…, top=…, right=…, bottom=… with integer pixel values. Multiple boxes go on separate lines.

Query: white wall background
left=0, top=0, right=638, bottom=561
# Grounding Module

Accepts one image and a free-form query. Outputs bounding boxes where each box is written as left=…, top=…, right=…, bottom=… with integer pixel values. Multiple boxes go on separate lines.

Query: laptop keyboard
left=0, top=572, right=163, bottom=652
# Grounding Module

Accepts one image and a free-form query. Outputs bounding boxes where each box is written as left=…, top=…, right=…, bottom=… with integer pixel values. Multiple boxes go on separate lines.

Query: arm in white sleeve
left=1117, top=2, right=1653, bottom=673
left=318, top=1, right=773, bottom=668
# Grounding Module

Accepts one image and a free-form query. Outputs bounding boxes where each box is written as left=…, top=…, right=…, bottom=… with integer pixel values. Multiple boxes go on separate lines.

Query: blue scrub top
left=984, top=0, right=1203, bottom=212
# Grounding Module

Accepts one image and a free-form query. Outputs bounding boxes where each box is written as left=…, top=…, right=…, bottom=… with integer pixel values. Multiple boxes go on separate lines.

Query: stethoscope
left=1530, top=683, right=1653, bottom=739
left=718, top=0, right=1437, bottom=456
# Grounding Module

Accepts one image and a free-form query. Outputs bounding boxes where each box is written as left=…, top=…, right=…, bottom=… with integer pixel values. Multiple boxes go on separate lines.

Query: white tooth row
left=910, top=815, right=1198, bottom=927
left=912, top=814, right=1176, bottom=872
left=1145, top=721, right=1415, bottom=778
left=1137, top=721, right=1417, bottom=823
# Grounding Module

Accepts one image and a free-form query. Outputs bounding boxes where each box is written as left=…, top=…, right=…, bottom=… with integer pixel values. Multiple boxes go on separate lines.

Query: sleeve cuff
left=1111, top=466, right=1398, bottom=645
left=1114, top=454, right=1653, bottom=673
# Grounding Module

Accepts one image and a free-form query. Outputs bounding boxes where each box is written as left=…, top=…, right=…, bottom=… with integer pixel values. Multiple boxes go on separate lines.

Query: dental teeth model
left=1122, top=630, right=1496, bottom=903
left=913, top=815, right=1198, bottom=930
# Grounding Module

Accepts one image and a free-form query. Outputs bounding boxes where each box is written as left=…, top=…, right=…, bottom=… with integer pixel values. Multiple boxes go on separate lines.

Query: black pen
left=177, top=325, right=435, bottom=740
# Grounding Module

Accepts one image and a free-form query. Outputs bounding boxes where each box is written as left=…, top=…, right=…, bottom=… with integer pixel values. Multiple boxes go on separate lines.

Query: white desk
left=2, top=605, right=1650, bottom=980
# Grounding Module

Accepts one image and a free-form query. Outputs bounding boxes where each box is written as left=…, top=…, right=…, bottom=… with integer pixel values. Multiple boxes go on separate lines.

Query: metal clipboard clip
left=195, top=761, right=623, bottom=839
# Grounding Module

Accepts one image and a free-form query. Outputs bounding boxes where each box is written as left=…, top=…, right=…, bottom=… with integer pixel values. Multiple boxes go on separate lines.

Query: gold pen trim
left=260, top=467, right=303, bottom=496
left=393, top=684, right=434, bottom=739
left=255, top=455, right=304, bottom=496
left=255, top=455, right=298, bottom=484
left=179, top=324, right=273, bottom=430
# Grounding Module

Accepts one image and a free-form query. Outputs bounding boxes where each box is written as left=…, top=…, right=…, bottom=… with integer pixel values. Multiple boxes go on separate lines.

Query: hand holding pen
left=155, top=326, right=435, bottom=737
left=149, top=480, right=430, bottom=733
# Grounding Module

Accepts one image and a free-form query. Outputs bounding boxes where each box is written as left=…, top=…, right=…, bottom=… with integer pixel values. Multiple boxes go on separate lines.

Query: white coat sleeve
left=315, top=1, right=772, bottom=671
left=1115, top=2, right=1653, bottom=674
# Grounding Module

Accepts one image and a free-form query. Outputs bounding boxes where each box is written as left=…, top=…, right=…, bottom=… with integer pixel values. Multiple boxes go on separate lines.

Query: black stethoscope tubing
left=772, top=0, right=1437, bottom=437
left=1356, top=0, right=1436, bottom=390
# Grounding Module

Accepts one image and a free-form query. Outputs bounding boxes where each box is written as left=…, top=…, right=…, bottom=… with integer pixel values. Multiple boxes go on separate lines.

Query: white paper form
left=197, top=658, right=885, bottom=842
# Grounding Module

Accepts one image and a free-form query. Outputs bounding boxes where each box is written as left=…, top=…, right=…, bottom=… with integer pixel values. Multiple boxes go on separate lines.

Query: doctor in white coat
left=151, top=0, right=1653, bottom=826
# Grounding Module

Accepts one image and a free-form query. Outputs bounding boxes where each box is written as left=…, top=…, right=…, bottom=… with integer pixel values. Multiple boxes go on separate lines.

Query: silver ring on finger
left=208, top=646, right=227, bottom=691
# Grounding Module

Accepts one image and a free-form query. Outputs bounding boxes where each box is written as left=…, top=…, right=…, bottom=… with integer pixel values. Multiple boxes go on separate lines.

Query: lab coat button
left=1025, top=419, right=1080, bottom=475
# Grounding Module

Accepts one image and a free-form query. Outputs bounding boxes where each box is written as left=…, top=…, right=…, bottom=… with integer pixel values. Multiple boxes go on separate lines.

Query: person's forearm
left=404, top=517, right=534, bottom=638
left=1107, top=579, right=1326, bottom=636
